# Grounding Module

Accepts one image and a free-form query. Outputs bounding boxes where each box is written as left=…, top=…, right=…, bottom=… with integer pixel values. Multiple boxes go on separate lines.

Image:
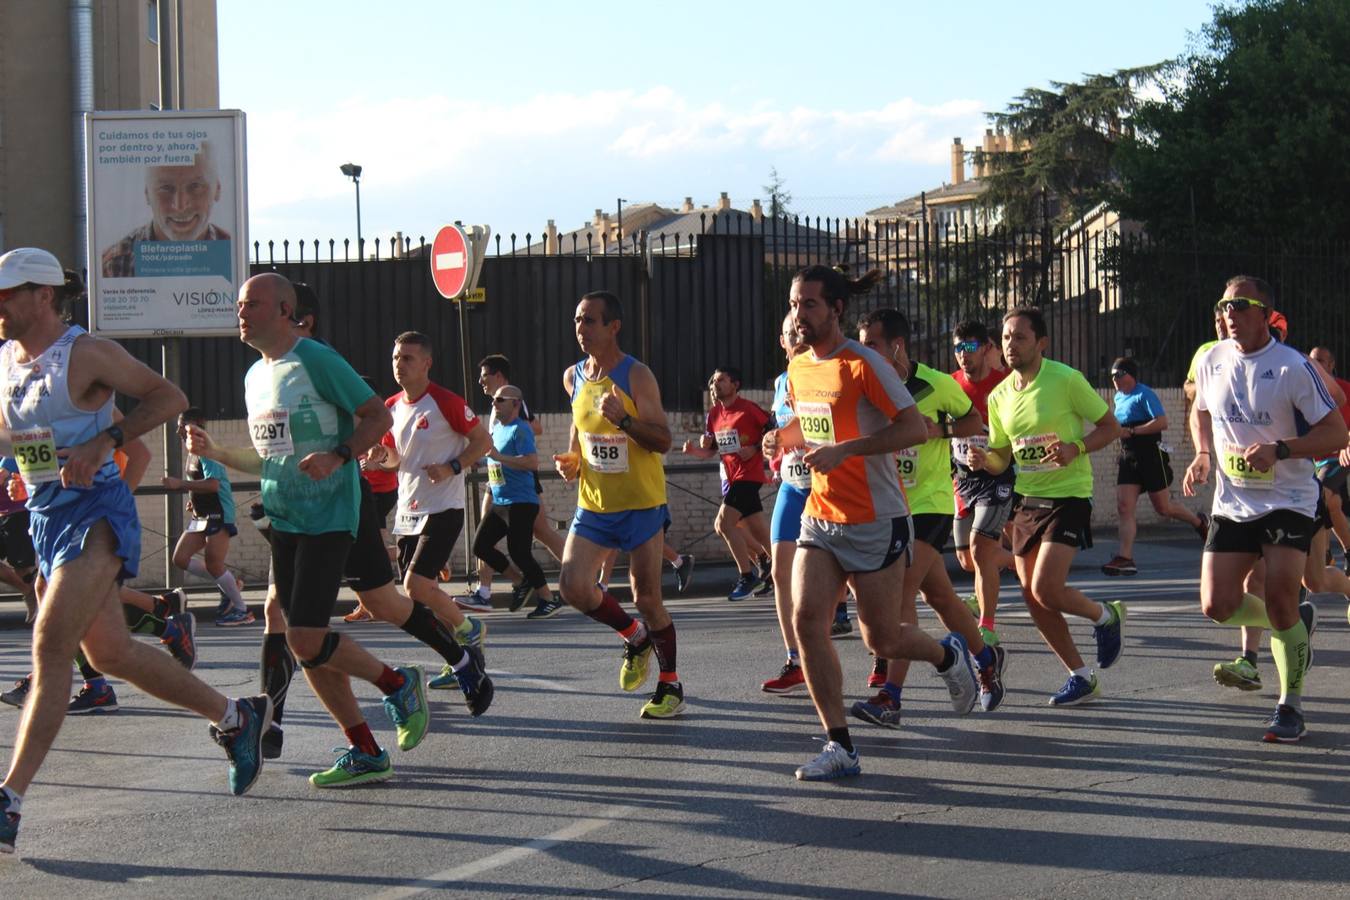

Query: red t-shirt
left=362, top=464, right=398, bottom=494
left=952, top=367, right=1008, bottom=424
left=1335, top=377, right=1350, bottom=429
left=705, top=397, right=769, bottom=484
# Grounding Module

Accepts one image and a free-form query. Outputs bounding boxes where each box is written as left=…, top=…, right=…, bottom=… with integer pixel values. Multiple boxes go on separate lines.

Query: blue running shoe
left=794, top=740, right=861, bottom=781
left=1094, top=600, right=1126, bottom=669
left=68, top=681, right=119, bottom=715
left=382, top=665, right=429, bottom=751
left=210, top=695, right=273, bottom=795
left=728, top=573, right=757, bottom=601
left=1263, top=704, right=1306, bottom=743
left=851, top=690, right=902, bottom=729
left=216, top=606, right=256, bottom=627
left=1049, top=673, right=1100, bottom=706
left=936, top=633, right=978, bottom=714
left=457, top=615, right=486, bottom=650
left=427, top=664, right=458, bottom=690
left=978, top=644, right=1007, bottom=713
left=0, top=789, right=18, bottom=854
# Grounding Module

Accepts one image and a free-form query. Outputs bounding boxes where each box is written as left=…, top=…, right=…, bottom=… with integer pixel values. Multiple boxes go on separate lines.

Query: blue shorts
left=771, top=483, right=809, bottom=544
left=572, top=505, right=670, bottom=552
left=30, top=478, right=141, bottom=582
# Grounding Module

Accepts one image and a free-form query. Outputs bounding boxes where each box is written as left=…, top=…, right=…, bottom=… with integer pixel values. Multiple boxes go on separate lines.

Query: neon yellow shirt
left=902, top=362, right=973, bottom=515
left=1187, top=339, right=1220, bottom=383
left=570, top=355, right=666, bottom=513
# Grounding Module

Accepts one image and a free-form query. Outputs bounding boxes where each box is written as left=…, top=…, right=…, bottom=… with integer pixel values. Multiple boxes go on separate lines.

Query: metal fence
left=87, top=215, right=1350, bottom=416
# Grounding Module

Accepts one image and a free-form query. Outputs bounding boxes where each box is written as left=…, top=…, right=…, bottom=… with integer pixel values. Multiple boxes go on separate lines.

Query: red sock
left=979, top=616, right=996, bottom=631
left=374, top=665, right=405, bottom=695
left=344, top=722, right=381, bottom=756
left=584, top=590, right=637, bottom=633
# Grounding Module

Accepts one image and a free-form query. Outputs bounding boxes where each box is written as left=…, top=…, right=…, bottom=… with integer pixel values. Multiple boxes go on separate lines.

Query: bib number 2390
left=796, top=402, right=835, bottom=447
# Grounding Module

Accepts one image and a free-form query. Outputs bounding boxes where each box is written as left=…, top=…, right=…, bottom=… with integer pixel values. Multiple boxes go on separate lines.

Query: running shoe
left=851, top=690, right=902, bottom=729
left=794, top=740, right=861, bottom=781
left=761, top=662, right=806, bottom=694
left=867, top=654, right=887, bottom=689
left=456, top=591, right=493, bottom=612
left=978, top=644, right=1008, bottom=712
left=961, top=594, right=981, bottom=619
left=754, top=558, right=774, bottom=596
left=343, top=605, right=374, bottom=623
left=1049, top=673, right=1100, bottom=706
left=508, top=582, right=533, bottom=613
left=162, top=611, right=198, bottom=671
left=936, top=633, right=978, bottom=714
left=526, top=596, right=565, bottom=619
left=728, top=573, right=757, bottom=601
left=68, top=682, right=119, bottom=715
left=830, top=604, right=853, bottom=639
left=216, top=607, right=256, bottom=627
left=640, top=680, right=686, bottom=718
left=1194, top=511, right=1210, bottom=541
left=458, top=615, right=486, bottom=650
left=161, top=587, right=186, bottom=617
left=455, top=645, right=494, bottom=717
left=1101, top=556, right=1137, bottom=576
left=309, top=746, right=393, bottom=788
left=382, top=665, right=429, bottom=751
left=978, top=625, right=1000, bottom=647
left=0, top=788, right=18, bottom=854
left=261, top=723, right=284, bottom=760
left=1262, top=704, right=1307, bottom=743
left=619, top=637, right=653, bottom=692
left=1299, top=599, right=1318, bottom=673
left=1213, top=657, right=1262, bottom=691
left=427, top=664, right=458, bottom=690
left=1094, top=600, right=1126, bottom=669
left=673, top=554, right=696, bottom=593
left=0, top=676, right=31, bottom=709
left=209, top=694, right=272, bottom=796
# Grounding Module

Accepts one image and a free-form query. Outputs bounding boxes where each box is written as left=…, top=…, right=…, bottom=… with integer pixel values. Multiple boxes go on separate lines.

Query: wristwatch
left=102, top=425, right=125, bottom=449
left=450, top=459, right=463, bottom=475
left=333, top=443, right=353, bottom=464
left=1274, top=440, right=1291, bottom=460
left=618, top=414, right=634, bottom=431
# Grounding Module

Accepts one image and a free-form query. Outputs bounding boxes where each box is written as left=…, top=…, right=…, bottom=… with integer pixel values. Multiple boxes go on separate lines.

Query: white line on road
left=489, top=669, right=584, bottom=693
left=370, top=804, right=630, bottom=899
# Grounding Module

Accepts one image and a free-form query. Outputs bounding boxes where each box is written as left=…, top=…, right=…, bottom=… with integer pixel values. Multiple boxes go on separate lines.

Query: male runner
left=1308, top=346, right=1350, bottom=562
left=850, top=308, right=1006, bottom=727
left=553, top=290, right=685, bottom=718
left=189, top=272, right=431, bottom=787
left=681, top=366, right=773, bottom=600
left=1185, top=276, right=1346, bottom=741
left=769, top=265, right=977, bottom=781
left=0, top=248, right=269, bottom=854
left=967, top=306, right=1126, bottom=706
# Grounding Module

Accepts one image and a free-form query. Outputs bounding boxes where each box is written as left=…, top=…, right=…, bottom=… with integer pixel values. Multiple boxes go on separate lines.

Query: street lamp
left=339, top=162, right=363, bottom=251
left=617, top=197, right=626, bottom=255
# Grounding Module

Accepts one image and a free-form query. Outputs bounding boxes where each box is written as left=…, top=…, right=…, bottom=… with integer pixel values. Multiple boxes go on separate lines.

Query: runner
left=681, top=366, right=773, bottom=600
left=1184, top=275, right=1346, bottom=741
left=849, top=308, right=1007, bottom=728
left=188, top=272, right=432, bottom=788
left=768, top=265, right=977, bottom=781
left=967, top=306, right=1126, bottom=706
left=1101, top=356, right=1207, bottom=576
left=1308, top=346, right=1350, bottom=563
left=0, top=248, right=270, bottom=854
left=0, top=469, right=37, bottom=624
left=553, top=290, right=685, bottom=718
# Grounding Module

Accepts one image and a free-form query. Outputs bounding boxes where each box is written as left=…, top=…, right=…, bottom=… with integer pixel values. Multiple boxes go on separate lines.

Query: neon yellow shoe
left=309, top=746, right=393, bottom=788
left=961, top=594, right=981, bottom=619
left=639, top=681, right=685, bottom=718
left=619, top=638, right=653, bottom=692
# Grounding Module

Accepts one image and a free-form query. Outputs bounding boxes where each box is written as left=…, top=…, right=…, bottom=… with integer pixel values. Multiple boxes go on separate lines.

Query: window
left=148, top=0, right=159, bottom=43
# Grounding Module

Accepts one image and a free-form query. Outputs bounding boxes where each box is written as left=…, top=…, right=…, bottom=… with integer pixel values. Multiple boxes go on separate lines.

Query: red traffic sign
left=430, top=224, right=471, bottom=299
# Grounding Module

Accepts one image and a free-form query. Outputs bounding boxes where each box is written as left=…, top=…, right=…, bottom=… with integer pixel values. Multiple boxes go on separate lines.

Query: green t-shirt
left=901, top=362, right=974, bottom=515
left=1186, top=339, right=1220, bottom=383
left=243, top=338, right=375, bottom=536
left=987, top=358, right=1108, bottom=499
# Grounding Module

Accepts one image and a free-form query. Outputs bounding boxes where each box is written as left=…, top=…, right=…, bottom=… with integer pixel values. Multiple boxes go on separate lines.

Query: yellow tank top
left=571, top=355, right=667, bottom=513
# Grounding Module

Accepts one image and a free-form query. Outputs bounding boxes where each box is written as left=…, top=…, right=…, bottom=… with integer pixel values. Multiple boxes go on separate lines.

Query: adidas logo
left=1260, top=369, right=1275, bottom=380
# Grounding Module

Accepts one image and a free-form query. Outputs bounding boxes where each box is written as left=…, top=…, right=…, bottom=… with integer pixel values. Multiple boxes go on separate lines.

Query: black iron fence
left=94, top=215, right=1350, bottom=417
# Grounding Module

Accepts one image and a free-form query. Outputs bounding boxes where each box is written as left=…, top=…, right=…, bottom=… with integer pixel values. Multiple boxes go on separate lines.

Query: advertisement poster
left=85, top=109, right=248, bottom=337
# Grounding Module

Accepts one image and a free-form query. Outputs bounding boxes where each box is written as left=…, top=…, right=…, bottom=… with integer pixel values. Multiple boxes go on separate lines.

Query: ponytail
left=792, top=264, right=883, bottom=310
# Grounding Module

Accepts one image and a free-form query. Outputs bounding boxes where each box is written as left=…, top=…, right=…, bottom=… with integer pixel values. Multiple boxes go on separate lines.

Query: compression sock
left=187, top=559, right=245, bottom=610
left=374, top=666, right=405, bottom=695
left=1218, top=593, right=1273, bottom=628
left=74, top=651, right=102, bottom=685
left=1270, top=619, right=1309, bottom=708
left=648, top=623, right=678, bottom=679
left=260, top=632, right=296, bottom=725
left=827, top=727, right=854, bottom=754
left=584, top=590, right=637, bottom=634
left=400, top=601, right=466, bottom=667
left=344, top=722, right=381, bottom=757
left=126, top=606, right=169, bottom=637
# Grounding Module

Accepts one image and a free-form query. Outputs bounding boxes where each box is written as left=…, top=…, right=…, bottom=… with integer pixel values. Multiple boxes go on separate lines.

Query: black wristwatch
left=1274, top=440, right=1291, bottom=461
left=102, top=425, right=125, bottom=449
left=333, top=443, right=353, bottom=464
left=450, top=459, right=463, bottom=475
left=618, top=414, right=634, bottom=431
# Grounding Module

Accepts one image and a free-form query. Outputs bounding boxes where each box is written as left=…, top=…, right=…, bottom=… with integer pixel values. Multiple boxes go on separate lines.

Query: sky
left=219, top=0, right=1220, bottom=249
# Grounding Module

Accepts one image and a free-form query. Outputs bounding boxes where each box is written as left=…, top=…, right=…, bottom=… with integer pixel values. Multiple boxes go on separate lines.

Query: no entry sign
left=430, top=224, right=471, bottom=299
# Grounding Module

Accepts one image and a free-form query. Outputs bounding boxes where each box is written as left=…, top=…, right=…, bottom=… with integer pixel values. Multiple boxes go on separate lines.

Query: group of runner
left=0, top=245, right=1347, bottom=853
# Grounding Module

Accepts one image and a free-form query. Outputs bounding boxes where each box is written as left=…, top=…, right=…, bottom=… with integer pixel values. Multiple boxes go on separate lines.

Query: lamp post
left=340, top=162, right=363, bottom=253
left=617, top=197, right=626, bottom=255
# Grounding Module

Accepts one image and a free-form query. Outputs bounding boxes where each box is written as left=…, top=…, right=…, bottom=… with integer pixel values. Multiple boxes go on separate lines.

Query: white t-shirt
left=1194, top=337, right=1337, bottom=521
left=382, top=382, right=478, bottom=520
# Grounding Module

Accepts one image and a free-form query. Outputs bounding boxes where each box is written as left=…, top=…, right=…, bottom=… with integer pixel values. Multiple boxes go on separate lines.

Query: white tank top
left=1, top=325, right=117, bottom=510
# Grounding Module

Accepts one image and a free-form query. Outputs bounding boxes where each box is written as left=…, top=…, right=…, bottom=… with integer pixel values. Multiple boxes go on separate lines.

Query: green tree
left=762, top=167, right=793, bottom=218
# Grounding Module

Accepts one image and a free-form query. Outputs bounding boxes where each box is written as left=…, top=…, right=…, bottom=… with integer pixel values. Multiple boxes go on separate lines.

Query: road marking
left=370, top=804, right=630, bottom=899
left=489, top=669, right=583, bottom=693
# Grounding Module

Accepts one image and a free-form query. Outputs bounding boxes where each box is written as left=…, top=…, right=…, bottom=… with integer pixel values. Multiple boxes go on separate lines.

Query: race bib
left=487, top=461, right=505, bottom=486
left=1221, top=442, right=1275, bottom=489
left=714, top=429, right=742, bottom=455
left=1012, top=433, right=1060, bottom=473
left=12, top=427, right=59, bottom=485
left=186, top=516, right=211, bottom=534
left=797, top=402, right=835, bottom=447
left=581, top=432, right=629, bottom=474
left=783, top=449, right=812, bottom=490
left=897, top=447, right=919, bottom=488
left=247, top=408, right=293, bottom=459
left=952, top=433, right=989, bottom=464
left=393, top=507, right=429, bottom=536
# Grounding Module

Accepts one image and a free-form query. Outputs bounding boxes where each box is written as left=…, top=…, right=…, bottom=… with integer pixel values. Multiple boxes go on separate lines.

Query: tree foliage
left=762, top=167, right=793, bottom=218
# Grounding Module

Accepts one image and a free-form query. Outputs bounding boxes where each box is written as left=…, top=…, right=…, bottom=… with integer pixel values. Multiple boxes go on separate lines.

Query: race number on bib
left=714, top=429, right=742, bottom=455
left=1221, top=442, right=1275, bottom=489
left=185, top=516, right=212, bottom=534
left=897, top=447, right=919, bottom=488
left=1012, top=433, right=1059, bottom=473
left=952, top=433, right=989, bottom=464
left=796, top=402, right=835, bottom=447
left=581, top=432, right=629, bottom=474
left=782, top=449, right=812, bottom=490
left=486, top=461, right=505, bottom=486
left=247, top=409, right=293, bottom=459
left=393, top=508, right=429, bottom=536
left=12, top=427, right=59, bottom=485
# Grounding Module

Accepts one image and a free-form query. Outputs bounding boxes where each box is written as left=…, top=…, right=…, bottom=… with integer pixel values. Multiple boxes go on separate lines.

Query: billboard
left=85, top=109, right=248, bottom=338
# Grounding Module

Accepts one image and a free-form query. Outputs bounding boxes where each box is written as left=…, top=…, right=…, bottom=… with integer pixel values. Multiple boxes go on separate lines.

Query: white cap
left=0, top=248, right=66, bottom=290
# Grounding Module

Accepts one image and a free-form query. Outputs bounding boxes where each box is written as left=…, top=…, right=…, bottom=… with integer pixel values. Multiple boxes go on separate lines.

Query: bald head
left=238, top=272, right=300, bottom=356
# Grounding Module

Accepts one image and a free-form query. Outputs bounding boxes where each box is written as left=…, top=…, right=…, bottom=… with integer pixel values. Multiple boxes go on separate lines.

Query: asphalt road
left=1, top=527, right=1349, bottom=898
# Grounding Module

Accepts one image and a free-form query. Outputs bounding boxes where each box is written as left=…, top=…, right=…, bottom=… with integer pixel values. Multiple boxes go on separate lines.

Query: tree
left=762, top=167, right=793, bottom=218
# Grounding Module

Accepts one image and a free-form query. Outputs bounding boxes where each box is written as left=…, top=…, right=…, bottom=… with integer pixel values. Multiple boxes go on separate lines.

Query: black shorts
left=1009, top=496, right=1093, bottom=556
left=1117, top=441, right=1173, bottom=494
left=398, top=508, right=465, bottom=581
left=270, top=530, right=354, bottom=628
left=722, top=480, right=765, bottom=518
left=345, top=481, right=396, bottom=592
left=1205, top=510, right=1316, bottom=555
left=534, top=472, right=544, bottom=496
left=372, top=488, right=398, bottom=526
left=1316, top=490, right=1333, bottom=533
left=911, top=513, right=954, bottom=551
left=0, top=510, right=36, bottom=571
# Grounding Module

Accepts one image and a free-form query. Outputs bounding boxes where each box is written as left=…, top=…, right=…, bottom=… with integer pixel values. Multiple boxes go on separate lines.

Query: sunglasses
left=1110, top=370, right=1128, bottom=378
left=953, top=340, right=982, bottom=354
left=492, top=397, right=517, bottom=405
left=1215, top=297, right=1267, bottom=313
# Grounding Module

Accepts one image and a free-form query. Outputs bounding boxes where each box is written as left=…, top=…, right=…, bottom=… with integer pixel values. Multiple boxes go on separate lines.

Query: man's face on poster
left=144, top=154, right=220, bottom=241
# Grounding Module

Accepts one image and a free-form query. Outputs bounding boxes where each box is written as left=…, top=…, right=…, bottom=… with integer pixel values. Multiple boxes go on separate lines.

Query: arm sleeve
left=429, top=384, right=477, bottom=436
left=295, top=339, right=376, bottom=414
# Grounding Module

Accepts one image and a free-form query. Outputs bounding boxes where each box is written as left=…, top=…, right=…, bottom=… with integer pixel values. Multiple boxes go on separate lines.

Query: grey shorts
left=797, top=514, right=913, bottom=574
left=953, top=500, right=1013, bottom=549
